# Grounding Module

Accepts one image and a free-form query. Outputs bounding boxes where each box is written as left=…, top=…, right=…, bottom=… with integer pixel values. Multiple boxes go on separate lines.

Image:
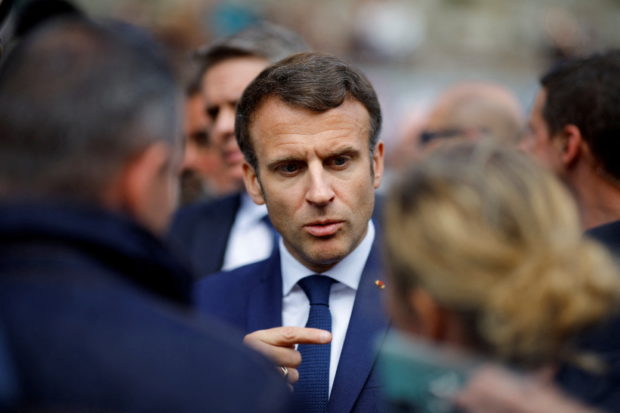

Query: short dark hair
left=541, top=50, right=620, bottom=179
left=235, top=52, right=382, bottom=171
left=0, top=18, right=179, bottom=202
left=193, top=22, right=307, bottom=76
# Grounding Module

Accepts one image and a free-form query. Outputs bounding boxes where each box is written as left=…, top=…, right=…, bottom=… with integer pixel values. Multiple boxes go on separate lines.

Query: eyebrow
left=266, top=145, right=360, bottom=169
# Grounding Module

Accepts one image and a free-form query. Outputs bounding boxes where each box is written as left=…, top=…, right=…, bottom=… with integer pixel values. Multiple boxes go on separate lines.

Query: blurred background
left=58, top=0, right=620, bottom=163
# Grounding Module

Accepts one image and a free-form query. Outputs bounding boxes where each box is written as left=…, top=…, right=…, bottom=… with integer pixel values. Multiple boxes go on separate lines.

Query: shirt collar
left=236, top=192, right=268, bottom=229
left=281, top=220, right=375, bottom=295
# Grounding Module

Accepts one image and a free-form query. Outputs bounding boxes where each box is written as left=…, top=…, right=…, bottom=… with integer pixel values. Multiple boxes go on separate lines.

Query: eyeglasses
left=418, top=127, right=490, bottom=146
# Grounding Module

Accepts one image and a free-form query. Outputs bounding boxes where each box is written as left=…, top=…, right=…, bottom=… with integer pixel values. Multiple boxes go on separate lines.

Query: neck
left=570, top=166, right=620, bottom=230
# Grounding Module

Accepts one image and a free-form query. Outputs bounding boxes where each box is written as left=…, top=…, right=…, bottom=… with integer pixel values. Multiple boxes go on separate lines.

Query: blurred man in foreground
left=0, top=17, right=289, bottom=413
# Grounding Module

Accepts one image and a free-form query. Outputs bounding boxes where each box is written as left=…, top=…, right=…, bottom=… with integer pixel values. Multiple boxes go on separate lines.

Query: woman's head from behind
left=385, top=141, right=620, bottom=368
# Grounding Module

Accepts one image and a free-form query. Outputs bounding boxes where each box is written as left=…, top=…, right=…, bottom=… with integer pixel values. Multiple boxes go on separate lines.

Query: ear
left=117, top=142, right=172, bottom=233
left=242, top=161, right=265, bottom=205
left=372, top=141, right=385, bottom=189
left=407, top=288, right=448, bottom=342
left=559, top=124, right=584, bottom=168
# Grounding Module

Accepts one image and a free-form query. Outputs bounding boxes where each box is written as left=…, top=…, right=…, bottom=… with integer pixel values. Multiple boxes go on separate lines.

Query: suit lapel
left=328, top=244, right=389, bottom=413
left=246, top=249, right=283, bottom=333
left=198, top=194, right=241, bottom=276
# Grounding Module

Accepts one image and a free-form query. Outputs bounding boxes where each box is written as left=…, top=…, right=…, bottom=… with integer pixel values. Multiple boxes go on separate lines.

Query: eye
left=276, top=161, right=304, bottom=176
left=191, top=131, right=209, bottom=146
left=327, top=155, right=350, bottom=169
left=206, top=106, right=219, bottom=121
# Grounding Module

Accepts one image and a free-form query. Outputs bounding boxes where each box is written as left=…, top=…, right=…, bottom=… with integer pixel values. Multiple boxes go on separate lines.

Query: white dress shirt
left=222, top=194, right=274, bottom=271
left=280, top=221, right=375, bottom=395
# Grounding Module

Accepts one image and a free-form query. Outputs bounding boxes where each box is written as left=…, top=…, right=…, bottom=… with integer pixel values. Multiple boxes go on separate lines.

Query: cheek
left=156, top=173, right=179, bottom=228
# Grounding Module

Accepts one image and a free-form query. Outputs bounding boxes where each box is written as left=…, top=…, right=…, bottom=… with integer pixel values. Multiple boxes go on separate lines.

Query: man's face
left=140, top=141, right=183, bottom=236
left=180, top=93, right=214, bottom=201
left=202, top=56, right=268, bottom=188
left=243, top=97, right=384, bottom=273
left=520, top=89, right=564, bottom=174
left=182, top=93, right=212, bottom=178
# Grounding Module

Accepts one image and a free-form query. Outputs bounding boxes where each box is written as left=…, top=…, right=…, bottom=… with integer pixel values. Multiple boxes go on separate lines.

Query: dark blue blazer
left=553, top=220, right=620, bottom=411
left=195, top=240, right=390, bottom=413
left=0, top=202, right=290, bottom=413
left=168, top=192, right=242, bottom=278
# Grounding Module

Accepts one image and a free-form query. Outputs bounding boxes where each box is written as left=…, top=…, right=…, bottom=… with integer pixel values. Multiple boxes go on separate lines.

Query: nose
left=306, top=165, right=335, bottom=207
left=181, top=142, right=200, bottom=172
left=211, top=106, right=236, bottom=147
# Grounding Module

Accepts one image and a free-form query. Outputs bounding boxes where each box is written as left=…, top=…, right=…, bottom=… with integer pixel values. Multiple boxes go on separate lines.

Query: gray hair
left=193, top=22, right=308, bottom=73
left=0, top=18, right=180, bottom=202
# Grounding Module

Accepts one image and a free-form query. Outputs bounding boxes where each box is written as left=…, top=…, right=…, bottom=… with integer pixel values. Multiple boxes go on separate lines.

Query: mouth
left=303, top=220, right=344, bottom=237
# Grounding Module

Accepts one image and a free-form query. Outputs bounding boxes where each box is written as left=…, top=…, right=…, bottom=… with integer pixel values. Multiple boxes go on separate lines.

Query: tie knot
left=298, top=275, right=334, bottom=306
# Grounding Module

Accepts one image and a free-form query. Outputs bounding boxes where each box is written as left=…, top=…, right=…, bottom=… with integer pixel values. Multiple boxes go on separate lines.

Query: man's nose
left=211, top=107, right=236, bottom=145
left=181, top=143, right=199, bottom=172
left=305, top=166, right=335, bottom=206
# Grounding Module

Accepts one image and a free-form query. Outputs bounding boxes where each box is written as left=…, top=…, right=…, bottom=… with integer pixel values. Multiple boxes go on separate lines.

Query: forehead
left=202, top=56, right=267, bottom=104
left=249, top=97, right=371, bottom=159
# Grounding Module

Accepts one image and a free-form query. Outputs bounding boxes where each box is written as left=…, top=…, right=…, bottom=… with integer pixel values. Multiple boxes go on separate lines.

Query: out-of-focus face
left=141, top=141, right=183, bottom=236
left=180, top=93, right=214, bottom=201
left=202, top=56, right=268, bottom=189
left=243, top=97, right=384, bottom=273
left=520, top=90, right=564, bottom=175
left=182, top=93, right=211, bottom=178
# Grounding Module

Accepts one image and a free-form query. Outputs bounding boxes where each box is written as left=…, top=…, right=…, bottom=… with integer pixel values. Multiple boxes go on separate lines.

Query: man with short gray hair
left=0, top=17, right=290, bottom=413
left=168, top=22, right=309, bottom=277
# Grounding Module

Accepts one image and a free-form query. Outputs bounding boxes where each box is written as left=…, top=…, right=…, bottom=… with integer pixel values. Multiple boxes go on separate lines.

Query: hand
left=244, top=326, right=331, bottom=384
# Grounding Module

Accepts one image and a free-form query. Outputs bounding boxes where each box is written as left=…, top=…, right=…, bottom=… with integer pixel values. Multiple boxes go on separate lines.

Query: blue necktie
left=294, top=275, right=334, bottom=413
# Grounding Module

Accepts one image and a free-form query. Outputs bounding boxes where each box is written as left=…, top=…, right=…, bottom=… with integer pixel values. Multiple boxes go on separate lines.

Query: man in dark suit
left=521, top=50, right=620, bottom=411
left=196, top=52, right=389, bottom=412
left=169, top=23, right=307, bottom=277
left=0, top=18, right=290, bottom=412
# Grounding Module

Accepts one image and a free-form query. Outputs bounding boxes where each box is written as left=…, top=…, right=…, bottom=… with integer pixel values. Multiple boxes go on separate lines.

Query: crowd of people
left=1, top=1, right=620, bottom=412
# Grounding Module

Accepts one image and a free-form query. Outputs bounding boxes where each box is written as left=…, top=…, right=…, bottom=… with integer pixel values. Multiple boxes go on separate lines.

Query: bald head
left=423, top=82, right=524, bottom=146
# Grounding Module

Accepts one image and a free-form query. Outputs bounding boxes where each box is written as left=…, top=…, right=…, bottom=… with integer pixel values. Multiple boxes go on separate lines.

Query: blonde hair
left=385, top=141, right=620, bottom=368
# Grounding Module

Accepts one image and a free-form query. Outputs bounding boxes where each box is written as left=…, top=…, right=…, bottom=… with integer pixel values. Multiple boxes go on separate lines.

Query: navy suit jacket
left=0, top=202, right=290, bottom=413
left=553, top=220, right=620, bottom=411
left=195, top=240, right=390, bottom=413
left=168, top=193, right=241, bottom=278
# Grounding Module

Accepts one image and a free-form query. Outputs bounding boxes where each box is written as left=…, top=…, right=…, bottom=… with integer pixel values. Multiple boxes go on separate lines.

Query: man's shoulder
left=166, top=193, right=244, bottom=277
left=196, top=257, right=275, bottom=296
left=586, top=219, right=620, bottom=253
left=193, top=254, right=280, bottom=326
left=171, top=192, right=242, bottom=230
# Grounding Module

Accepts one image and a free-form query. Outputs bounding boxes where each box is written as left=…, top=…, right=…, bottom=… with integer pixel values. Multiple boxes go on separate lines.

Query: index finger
left=251, top=326, right=332, bottom=347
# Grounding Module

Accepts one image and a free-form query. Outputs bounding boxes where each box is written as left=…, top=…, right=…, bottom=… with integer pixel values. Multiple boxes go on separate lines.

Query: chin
left=306, top=248, right=348, bottom=270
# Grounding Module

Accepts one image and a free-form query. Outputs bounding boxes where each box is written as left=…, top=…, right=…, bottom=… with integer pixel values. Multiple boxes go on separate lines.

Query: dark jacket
left=554, top=220, right=620, bottom=412
left=0, top=202, right=290, bottom=413
left=194, top=239, right=390, bottom=413
left=167, top=193, right=241, bottom=279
